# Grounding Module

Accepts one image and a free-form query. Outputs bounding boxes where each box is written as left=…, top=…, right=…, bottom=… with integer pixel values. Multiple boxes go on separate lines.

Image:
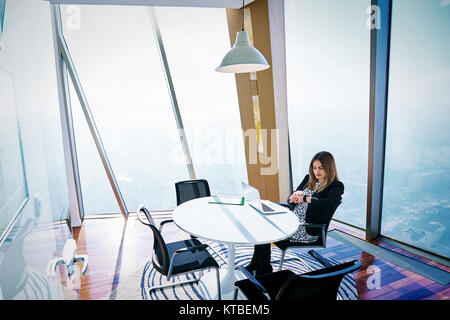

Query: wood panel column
left=226, top=0, right=280, bottom=202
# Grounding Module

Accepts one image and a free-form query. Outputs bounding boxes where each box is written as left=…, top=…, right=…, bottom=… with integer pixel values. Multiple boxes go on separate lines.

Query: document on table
left=208, top=195, right=245, bottom=205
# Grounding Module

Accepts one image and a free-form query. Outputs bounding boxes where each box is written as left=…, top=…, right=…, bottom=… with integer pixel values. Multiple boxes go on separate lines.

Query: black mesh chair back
left=276, top=260, right=361, bottom=300
left=304, top=199, right=342, bottom=239
left=175, top=179, right=211, bottom=206
left=234, top=259, right=361, bottom=301
left=326, top=199, right=342, bottom=230
left=138, top=206, right=170, bottom=275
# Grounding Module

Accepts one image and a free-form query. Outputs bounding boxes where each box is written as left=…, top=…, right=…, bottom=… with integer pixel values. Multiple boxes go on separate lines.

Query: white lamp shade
left=216, top=30, right=270, bottom=73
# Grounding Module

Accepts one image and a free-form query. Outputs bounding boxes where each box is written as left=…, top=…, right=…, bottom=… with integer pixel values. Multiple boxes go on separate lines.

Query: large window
left=62, top=5, right=246, bottom=213
left=382, top=0, right=450, bottom=258
left=285, top=0, right=371, bottom=228
left=0, top=67, right=28, bottom=235
left=62, top=5, right=189, bottom=213
left=155, top=6, right=248, bottom=196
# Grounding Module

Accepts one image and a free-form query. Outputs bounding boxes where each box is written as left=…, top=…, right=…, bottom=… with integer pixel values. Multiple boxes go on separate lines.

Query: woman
left=245, top=151, right=344, bottom=276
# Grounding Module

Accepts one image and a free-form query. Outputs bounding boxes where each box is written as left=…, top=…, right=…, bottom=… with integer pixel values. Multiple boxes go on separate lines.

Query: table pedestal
left=172, top=197, right=300, bottom=300
left=222, top=244, right=236, bottom=293
left=198, top=244, right=245, bottom=300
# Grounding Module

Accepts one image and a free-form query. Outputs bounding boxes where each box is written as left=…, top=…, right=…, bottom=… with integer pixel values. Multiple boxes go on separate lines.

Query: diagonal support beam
left=147, top=7, right=196, bottom=180
left=52, top=4, right=129, bottom=218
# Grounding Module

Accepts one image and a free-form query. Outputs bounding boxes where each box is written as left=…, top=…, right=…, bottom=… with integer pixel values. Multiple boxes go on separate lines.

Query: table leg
left=197, top=243, right=244, bottom=299
left=221, top=243, right=236, bottom=294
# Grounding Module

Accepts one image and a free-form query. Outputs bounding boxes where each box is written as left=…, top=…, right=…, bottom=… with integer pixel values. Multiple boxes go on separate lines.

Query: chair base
left=272, top=246, right=324, bottom=271
left=272, top=257, right=306, bottom=271
left=149, top=267, right=221, bottom=300
left=202, top=266, right=254, bottom=300
left=149, top=276, right=201, bottom=293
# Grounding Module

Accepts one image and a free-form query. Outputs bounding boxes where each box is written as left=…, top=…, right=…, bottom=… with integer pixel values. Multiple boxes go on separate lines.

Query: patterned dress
left=289, top=183, right=321, bottom=243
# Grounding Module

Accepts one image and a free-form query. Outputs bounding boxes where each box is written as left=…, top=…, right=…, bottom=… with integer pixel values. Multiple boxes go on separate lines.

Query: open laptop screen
left=241, top=182, right=261, bottom=202
left=241, top=182, right=287, bottom=214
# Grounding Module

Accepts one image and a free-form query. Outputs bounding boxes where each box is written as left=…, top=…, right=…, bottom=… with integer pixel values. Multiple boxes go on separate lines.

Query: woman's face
left=312, top=160, right=326, bottom=182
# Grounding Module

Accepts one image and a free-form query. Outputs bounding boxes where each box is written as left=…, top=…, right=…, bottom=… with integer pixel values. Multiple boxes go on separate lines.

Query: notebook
left=208, top=195, right=245, bottom=205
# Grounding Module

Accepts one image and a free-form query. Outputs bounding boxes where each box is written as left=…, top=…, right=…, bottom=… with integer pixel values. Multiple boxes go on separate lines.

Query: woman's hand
left=289, top=191, right=304, bottom=204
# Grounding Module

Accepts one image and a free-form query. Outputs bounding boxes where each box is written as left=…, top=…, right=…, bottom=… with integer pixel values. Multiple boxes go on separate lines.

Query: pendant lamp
left=216, top=0, right=270, bottom=73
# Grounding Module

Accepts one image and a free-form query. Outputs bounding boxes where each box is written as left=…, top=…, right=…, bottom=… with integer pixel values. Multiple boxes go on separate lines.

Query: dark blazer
left=287, top=174, right=344, bottom=225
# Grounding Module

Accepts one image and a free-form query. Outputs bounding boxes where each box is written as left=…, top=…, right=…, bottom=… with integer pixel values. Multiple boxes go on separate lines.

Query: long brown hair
left=307, top=151, right=339, bottom=192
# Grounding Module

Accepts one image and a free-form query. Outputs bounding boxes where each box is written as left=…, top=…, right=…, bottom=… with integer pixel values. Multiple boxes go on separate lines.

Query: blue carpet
left=141, top=241, right=358, bottom=300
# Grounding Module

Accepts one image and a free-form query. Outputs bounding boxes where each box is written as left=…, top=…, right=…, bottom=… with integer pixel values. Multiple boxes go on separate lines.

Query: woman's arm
left=287, top=174, right=309, bottom=206
left=306, top=181, right=344, bottom=212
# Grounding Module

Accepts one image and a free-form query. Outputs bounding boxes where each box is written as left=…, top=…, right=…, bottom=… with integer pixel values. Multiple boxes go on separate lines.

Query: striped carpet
left=109, top=241, right=358, bottom=300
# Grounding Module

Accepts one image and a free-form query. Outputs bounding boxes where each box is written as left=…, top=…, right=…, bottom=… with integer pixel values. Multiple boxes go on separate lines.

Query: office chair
left=175, top=179, right=211, bottom=240
left=234, top=250, right=361, bottom=301
left=136, top=205, right=221, bottom=300
left=272, top=200, right=342, bottom=271
left=175, top=179, right=211, bottom=206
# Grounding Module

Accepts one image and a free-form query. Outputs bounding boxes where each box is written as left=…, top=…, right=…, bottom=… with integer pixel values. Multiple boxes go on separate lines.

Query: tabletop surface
left=172, top=197, right=300, bottom=245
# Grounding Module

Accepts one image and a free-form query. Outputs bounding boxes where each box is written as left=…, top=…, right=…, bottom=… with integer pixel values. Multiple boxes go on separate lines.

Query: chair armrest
left=136, top=210, right=150, bottom=226
left=303, top=223, right=326, bottom=229
left=174, top=244, right=209, bottom=255
left=307, top=249, right=333, bottom=268
left=159, top=219, right=175, bottom=232
left=236, top=265, right=271, bottom=300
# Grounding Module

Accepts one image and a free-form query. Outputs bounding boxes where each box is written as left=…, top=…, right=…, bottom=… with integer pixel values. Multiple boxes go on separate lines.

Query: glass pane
left=68, top=80, right=121, bottom=214
left=61, top=5, right=190, bottom=213
left=0, top=0, right=76, bottom=299
left=155, top=7, right=248, bottom=196
left=285, top=0, right=371, bottom=228
left=382, top=0, right=450, bottom=257
left=0, top=67, right=28, bottom=235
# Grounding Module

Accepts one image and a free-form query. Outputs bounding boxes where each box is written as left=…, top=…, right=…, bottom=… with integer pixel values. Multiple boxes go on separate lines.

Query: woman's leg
left=273, top=239, right=291, bottom=248
left=245, top=243, right=273, bottom=275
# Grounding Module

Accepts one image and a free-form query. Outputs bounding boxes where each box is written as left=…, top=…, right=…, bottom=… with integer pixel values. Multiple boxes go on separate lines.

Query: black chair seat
left=235, top=270, right=294, bottom=301
left=275, top=234, right=324, bottom=250
left=165, top=238, right=219, bottom=275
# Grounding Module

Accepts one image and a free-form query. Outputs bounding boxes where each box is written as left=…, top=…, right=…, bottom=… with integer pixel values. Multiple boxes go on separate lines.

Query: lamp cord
left=241, top=0, right=245, bottom=31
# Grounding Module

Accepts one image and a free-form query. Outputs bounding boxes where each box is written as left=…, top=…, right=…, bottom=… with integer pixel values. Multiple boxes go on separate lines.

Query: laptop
left=241, top=182, right=288, bottom=214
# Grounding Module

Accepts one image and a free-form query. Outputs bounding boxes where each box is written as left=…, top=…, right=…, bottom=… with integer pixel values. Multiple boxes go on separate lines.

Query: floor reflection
left=0, top=210, right=78, bottom=300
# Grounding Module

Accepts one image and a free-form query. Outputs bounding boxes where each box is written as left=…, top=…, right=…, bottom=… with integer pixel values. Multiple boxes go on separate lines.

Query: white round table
left=172, top=197, right=300, bottom=299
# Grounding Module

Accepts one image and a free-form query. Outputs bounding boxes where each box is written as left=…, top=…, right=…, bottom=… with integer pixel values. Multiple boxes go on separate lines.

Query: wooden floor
left=70, top=214, right=449, bottom=300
